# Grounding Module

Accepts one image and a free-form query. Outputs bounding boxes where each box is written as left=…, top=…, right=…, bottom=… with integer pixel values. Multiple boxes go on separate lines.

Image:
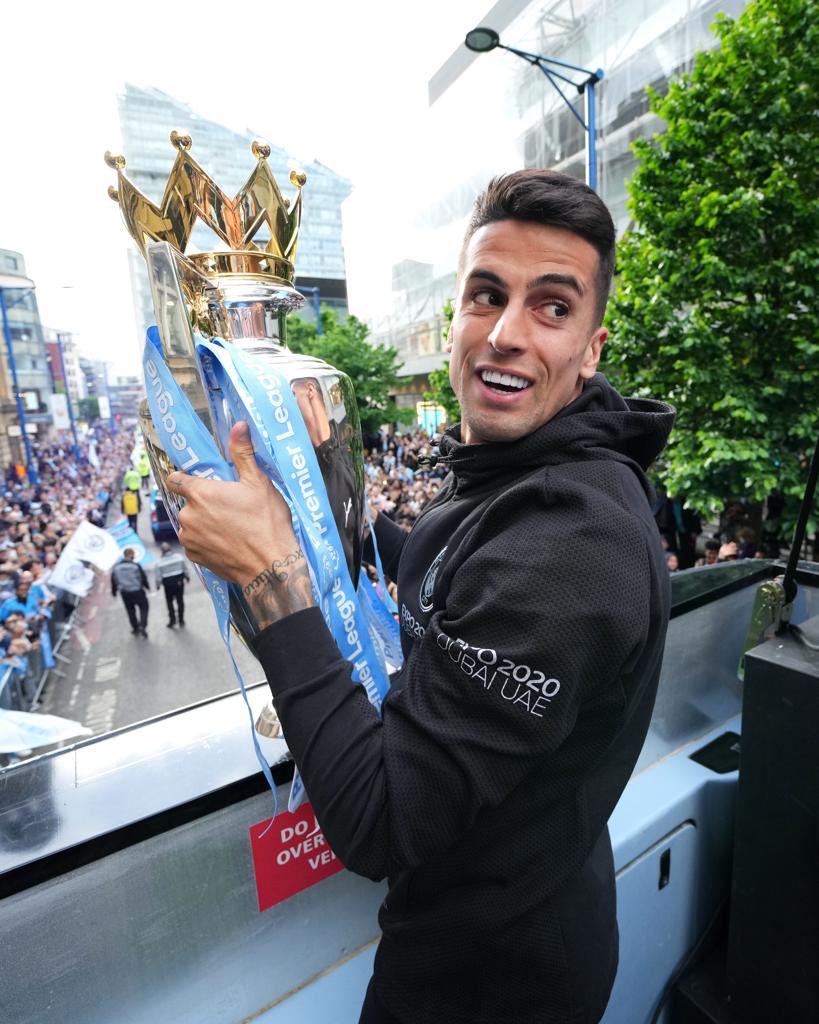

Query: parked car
left=149, top=488, right=176, bottom=542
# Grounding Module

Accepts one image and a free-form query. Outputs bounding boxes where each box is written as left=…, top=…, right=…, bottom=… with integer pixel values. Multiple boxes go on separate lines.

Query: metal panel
left=1, top=784, right=384, bottom=1024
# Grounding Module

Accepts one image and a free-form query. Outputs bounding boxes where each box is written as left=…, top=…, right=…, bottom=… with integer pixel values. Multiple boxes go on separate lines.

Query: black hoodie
left=253, top=374, right=675, bottom=1024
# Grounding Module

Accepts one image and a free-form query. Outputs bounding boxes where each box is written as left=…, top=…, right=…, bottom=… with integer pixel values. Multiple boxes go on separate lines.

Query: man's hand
left=165, top=422, right=314, bottom=629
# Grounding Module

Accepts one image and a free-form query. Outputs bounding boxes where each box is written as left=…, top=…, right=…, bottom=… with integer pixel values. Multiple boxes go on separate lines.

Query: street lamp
left=464, top=26, right=604, bottom=191
left=0, top=273, right=39, bottom=483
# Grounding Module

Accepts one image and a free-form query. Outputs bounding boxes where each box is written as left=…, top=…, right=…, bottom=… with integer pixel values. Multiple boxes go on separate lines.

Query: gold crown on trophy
left=105, top=130, right=307, bottom=286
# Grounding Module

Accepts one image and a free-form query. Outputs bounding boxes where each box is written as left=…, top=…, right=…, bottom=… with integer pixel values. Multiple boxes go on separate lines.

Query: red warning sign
left=249, top=802, right=344, bottom=912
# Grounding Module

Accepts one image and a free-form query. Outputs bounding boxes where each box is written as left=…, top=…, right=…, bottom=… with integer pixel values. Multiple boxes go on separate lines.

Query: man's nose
left=487, top=302, right=528, bottom=354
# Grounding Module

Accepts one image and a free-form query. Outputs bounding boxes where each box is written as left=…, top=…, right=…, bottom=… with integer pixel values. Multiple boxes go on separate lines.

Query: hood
left=437, top=373, right=675, bottom=497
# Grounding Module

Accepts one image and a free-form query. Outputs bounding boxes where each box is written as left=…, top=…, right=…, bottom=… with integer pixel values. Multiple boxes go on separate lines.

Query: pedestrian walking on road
left=123, top=466, right=141, bottom=493
left=156, top=542, right=189, bottom=628
left=137, top=451, right=151, bottom=492
left=111, top=547, right=149, bottom=637
left=121, top=488, right=141, bottom=532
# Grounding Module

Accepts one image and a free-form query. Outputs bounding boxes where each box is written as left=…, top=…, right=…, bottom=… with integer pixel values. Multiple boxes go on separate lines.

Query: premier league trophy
left=105, top=132, right=371, bottom=740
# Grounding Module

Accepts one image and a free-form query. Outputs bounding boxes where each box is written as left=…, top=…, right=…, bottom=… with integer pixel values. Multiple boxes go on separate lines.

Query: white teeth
left=480, top=369, right=530, bottom=390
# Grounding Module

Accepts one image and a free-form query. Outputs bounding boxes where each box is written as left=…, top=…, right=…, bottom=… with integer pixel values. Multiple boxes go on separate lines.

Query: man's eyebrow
left=464, top=269, right=507, bottom=288
left=526, top=272, right=585, bottom=296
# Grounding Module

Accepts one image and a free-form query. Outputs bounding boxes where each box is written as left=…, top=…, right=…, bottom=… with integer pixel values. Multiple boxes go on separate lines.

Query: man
left=121, top=487, right=141, bottom=532
left=111, top=547, right=149, bottom=638
left=167, top=170, right=674, bottom=1024
left=137, top=450, right=151, bottom=492
left=696, top=538, right=721, bottom=566
left=155, top=542, right=189, bottom=628
left=123, top=465, right=141, bottom=494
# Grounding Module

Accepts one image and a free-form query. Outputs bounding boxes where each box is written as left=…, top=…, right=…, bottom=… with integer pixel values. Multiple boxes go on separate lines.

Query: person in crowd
left=696, top=539, right=721, bottom=566
left=121, top=487, right=141, bottom=533
left=666, top=551, right=680, bottom=572
left=0, top=577, right=42, bottom=626
left=137, top=450, right=151, bottom=492
left=167, top=169, right=675, bottom=1024
left=155, top=542, right=189, bottom=628
left=111, top=547, right=150, bottom=638
left=123, top=464, right=141, bottom=494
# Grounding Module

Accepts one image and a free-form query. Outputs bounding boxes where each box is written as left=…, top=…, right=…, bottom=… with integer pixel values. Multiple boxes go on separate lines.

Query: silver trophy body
left=140, top=241, right=365, bottom=652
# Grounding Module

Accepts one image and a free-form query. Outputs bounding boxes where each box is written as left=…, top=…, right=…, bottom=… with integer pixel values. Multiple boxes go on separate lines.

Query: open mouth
left=479, top=369, right=532, bottom=394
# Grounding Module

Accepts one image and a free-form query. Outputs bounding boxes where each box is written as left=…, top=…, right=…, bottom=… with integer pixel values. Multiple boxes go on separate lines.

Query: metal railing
left=0, top=598, right=81, bottom=712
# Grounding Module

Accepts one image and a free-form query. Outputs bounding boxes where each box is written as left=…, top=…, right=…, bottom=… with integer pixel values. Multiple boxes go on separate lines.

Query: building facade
left=107, top=375, right=143, bottom=424
left=0, top=249, right=53, bottom=464
left=44, top=329, right=86, bottom=406
left=376, top=0, right=748, bottom=419
left=117, top=85, right=352, bottom=343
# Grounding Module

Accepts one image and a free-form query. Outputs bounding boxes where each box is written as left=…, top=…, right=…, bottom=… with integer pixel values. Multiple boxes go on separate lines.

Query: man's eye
left=543, top=301, right=570, bottom=318
left=472, top=289, right=501, bottom=306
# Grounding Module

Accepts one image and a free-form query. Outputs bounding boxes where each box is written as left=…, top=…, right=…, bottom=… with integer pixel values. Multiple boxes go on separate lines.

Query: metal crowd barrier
left=0, top=596, right=82, bottom=712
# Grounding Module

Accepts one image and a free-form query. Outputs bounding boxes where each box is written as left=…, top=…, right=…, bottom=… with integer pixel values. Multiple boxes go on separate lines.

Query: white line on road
left=94, top=657, right=122, bottom=685
left=85, top=688, right=118, bottom=735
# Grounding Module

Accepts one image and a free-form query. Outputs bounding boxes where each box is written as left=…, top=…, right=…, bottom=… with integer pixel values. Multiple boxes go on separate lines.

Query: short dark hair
left=462, top=170, right=616, bottom=325
left=704, top=539, right=721, bottom=552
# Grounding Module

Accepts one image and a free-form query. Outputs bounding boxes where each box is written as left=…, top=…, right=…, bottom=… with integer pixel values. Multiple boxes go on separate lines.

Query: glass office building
left=118, top=85, right=352, bottom=342
left=378, top=0, right=748, bottom=411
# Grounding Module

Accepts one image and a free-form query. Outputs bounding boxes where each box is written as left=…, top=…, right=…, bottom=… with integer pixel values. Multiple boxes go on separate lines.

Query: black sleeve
left=253, top=494, right=652, bottom=882
left=362, top=513, right=407, bottom=581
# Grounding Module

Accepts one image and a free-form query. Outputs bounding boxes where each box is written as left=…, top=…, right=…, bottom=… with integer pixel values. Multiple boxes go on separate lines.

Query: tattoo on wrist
left=242, top=547, right=314, bottom=628
left=243, top=548, right=305, bottom=596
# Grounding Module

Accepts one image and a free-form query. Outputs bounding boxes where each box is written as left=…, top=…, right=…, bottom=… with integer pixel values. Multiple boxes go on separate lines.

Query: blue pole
left=585, top=78, right=598, bottom=192
left=57, top=332, right=81, bottom=459
left=0, top=289, right=38, bottom=484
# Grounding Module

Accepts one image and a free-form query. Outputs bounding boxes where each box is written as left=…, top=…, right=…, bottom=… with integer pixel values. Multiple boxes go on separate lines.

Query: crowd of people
left=0, top=426, right=134, bottom=693
left=0, top=418, right=784, bottom=675
left=366, top=431, right=781, bottom=577
left=365, top=429, right=448, bottom=531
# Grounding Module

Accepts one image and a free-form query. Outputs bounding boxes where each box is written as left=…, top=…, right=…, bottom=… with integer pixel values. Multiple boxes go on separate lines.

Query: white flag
left=48, top=549, right=95, bottom=597
left=88, top=439, right=100, bottom=469
left=64, top=520, right=122, bottom=572
left=0, top=709, right=92, bottom=753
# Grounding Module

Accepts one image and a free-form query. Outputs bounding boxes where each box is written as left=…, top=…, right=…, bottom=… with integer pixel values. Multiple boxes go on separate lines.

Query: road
left=40, top=499, right=263, bottom=737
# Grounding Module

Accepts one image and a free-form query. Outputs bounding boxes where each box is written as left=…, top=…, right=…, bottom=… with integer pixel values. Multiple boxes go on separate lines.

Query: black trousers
left=162, top=577, right=185, bottom=624
left=127, top=513, right=138, bottom=532
left=122, top=590, right=148, bottom=632
left=359, top=979, right=403, bottom=1024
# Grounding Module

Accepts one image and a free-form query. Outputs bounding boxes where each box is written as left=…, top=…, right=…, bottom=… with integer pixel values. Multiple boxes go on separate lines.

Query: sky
left=0, top=0, right=491, bottom=376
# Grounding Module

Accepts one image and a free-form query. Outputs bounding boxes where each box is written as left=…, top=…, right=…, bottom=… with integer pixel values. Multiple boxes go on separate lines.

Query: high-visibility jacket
left=137, top=453, right=151, bottom=477
left=122, top=490, right=140, bottom=516
left=124, top=468, right=141, bottom=491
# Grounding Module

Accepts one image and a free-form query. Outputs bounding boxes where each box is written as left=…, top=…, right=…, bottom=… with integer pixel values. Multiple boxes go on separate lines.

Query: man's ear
left=580, top=326, right=607, bottom=379
left=444, top=323, right=453, bottom=353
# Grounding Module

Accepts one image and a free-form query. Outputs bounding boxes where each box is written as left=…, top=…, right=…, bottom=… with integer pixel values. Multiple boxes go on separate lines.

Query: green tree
left=78, top=396, right=100, bottom=421
left=286, top=308, right=401, bottom=436
left=604, top=0, right=818, bottom=535
left=423, top=299, right=461, bottom=427
left=424, top=365, right=460, bottom=427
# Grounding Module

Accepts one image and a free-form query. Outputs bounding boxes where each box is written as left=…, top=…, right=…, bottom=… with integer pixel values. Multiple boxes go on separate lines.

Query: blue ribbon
left=142, top=329, right=279, bottom=817
left=142, top=328, right=397, bottom=814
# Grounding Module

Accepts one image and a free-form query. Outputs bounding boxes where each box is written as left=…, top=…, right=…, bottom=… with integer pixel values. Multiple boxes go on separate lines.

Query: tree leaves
left=604, top=0, right=819, bottom=531
left=286, top=310, right=402, bottom=437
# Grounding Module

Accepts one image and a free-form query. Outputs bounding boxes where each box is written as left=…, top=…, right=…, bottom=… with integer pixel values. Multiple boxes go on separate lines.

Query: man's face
left=448, top=220, right=607, bottom=445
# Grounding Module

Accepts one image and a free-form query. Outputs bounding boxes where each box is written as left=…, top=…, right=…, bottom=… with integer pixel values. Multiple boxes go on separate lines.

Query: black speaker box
left=726, top=615, right=819, bottom=1022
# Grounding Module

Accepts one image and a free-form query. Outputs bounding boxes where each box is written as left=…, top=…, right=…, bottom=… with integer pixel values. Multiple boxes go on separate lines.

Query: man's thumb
left=229, top=421, right=262, bottom=482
